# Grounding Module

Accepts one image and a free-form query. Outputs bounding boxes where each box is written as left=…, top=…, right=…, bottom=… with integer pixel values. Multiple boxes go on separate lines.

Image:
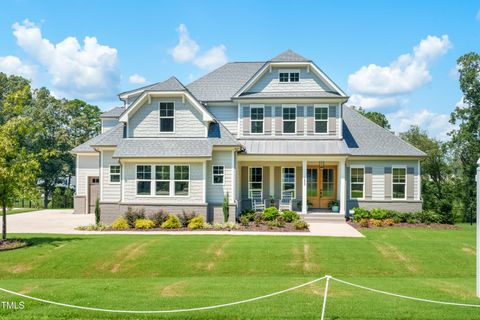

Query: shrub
left=124, top=207, right=146, bottom=228
left=135, top=219, right=155, bottom=229
left=407, top=218, right=416, bottom=224
left=438, top=199, right=454, bottom=224
left=254, top=212, right=264, bottom=226
left=327, top=200, right=339, bottom=209
left=111, top=217, right=129, bottom=230
left=267, top=218, right=285, bottom=228
left=203, top=223, right=213, bottom=229
left=415, top=210, right=441, bottom=224
left=95, top=198, right=101, bottom=226
left=371, top=208, right=389, bottom=220
left=161, top=214, right=182, bottom=229
left=352, top=208, right=371, bottom=221
left=383, top=218, right=394, bottom=226
left=281, top=210, right=299, bottom=222
left=188, top=216, right=205, bottom=230
left=240, top=208, right=256, bottom=221
left=359, top=218, right=369, bottom=228
left=370, top=219, right=383, bottom=227
left=393, top=212, right=409, bottom=223
left=179, top=210, right=197, bottom=227
left=393, top=216, right=402, bottom=224
left=224, top=222, right=239, bottom=230
left=213, top=223, right=223, bottom=230
left=148, top=210, right=167, bottom=228
left=240, top=216, right=250, bottom=227
left=223, top=192, right=229, bottom=222
left=262, top=207, right=280, bottom=221
left=293, top=220, right=309, bottom=230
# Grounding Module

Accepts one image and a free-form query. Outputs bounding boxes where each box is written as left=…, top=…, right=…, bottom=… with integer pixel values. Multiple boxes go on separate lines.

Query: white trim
left=282, top=105, right=297, bottom=134
left=134, top=164, right=191, bottom=198
left=99, top=151, right=103, bottom=201
left=154, top=164, right=171, bottom=197
left=75, top=156, right=79, bottom=196
left=250, top=104, right=265, bottom=135
left=391, top=165, right=407, bottom=200
left=338, top=103, right=343, bottom=139
left=269, top=165, right=274, bottom=197
left=281, top=167, right=296, bottom=198
left=109, top=164, right=121, bottom=184
left=278, top=69, right=300, bottom=83
left=339, top=160, right=346, bottom=215
left=158, top=101, right=175, bottom=133
left=202, top=161, right=207, bottom=202
left=417, top=160, right=421, bottom=201
left=135, top=164, right=153, bottom=197
left=313, top=104, right=329, bottom=135
left=248, top=166, right=263, bottom=199
left=349, top=165, right=365, bottom=200
left=121, top=161, right=125, bottom=202
left=231, top=151, right=236, bottom=202
left=212, top=165, right=225, bottom=185
left=237, top=102, right=241, bottom=138
left=302, top=161, right=307, bottom=214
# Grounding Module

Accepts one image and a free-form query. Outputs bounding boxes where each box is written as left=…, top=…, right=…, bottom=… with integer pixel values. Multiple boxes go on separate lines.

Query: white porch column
left=202, top=160, right=207, bottom=203
left=302, top=160, right=307, bottom=214
left=339, top=160, right=346, bottom=216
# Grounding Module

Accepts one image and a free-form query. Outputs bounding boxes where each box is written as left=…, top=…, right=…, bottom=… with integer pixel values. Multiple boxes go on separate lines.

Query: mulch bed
left=0, top=239, right=30, bottom=251
left=348, top=221, right=459, bottom=230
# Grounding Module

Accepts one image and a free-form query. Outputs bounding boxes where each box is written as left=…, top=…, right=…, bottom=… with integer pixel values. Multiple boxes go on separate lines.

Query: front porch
left=236, top=157, right=347, bottom=216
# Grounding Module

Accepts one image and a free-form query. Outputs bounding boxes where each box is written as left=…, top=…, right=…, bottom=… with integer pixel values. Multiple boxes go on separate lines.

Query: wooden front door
left=307, top=166, right=337, bottom=209
left=88, top=177, right=100, bottom=214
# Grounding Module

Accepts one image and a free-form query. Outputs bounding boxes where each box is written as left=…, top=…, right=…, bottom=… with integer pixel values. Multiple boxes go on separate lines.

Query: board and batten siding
left=206, top=151, right=234, bottom=203
left=101, top=150, right=121, bottom=202
left=239, top=104, right=339, bottom=137
left=346, top=160, right=420, bottom=201
left=128, top=97, right=207, bottom=138
left=207, top=105, right=238, bottom=135
left=76, top=154, right=99, bottom=196
left=101, top=119, right=119, bottom=133
left=122, top=162, right=204, bottom=204
left=248, top=67, right=332, bottom=93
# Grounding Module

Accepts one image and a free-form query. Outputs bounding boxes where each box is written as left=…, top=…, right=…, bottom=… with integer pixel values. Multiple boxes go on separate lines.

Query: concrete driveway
left=6, top=209, right=363, bottom=237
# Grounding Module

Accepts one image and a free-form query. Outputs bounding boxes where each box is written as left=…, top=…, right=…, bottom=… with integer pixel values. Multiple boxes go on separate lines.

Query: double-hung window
left=159, top=102, right=174, bottom=132
left=392, top=167, right=406, bottom=199
left=155, top=165, right=170, bottom=196
left=282, top=168, right=296, bottom=198
left=282, top=106, right=296, bottom=134
left=248, top=167, right=263, bottom=198
left=250, top=106, right=264, bottom=134
left=350, top=167, right=364, bottom=199
left=212, top=165, right=224, bottom=185
left=174, top=165, right=189, bottom=196
left=136, top=165, right=152, bottom=195
left=110, top=165, right=121, bottom=183
left=314, top=106, right=328, bottom=134
left=279, top=70, right=300, bottom=82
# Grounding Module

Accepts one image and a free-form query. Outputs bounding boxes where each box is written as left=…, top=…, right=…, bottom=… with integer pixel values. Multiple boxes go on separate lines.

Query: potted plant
left=328, top=200, right=340, bottom=213
left=268, top=196, right=275, bottom=207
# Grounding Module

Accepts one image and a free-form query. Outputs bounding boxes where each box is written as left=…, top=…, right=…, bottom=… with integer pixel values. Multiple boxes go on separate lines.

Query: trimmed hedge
left=351, top=207, right=442, bottom=224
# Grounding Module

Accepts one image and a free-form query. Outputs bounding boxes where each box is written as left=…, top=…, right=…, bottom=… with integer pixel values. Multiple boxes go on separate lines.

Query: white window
left=314, top=106, right=329, bottom=134
left=136, top=165, right=152, bottom=195
left=155, top=165, right=170, bottom=196
left=110, top=165, right=121, bottom=183
left=159, top=102, right=174, bottom=132
left=212, top=165, right=224, bottom=185
left=250, top=106, right=264, bottom=134
left=279, top=70, right=300, bottom=82
left=248, top=167, right=263, bottom=198
left=392, top=167, right=406, bottom=199
left=174, top=165, right=189, bottom=196
left=282, top=167, right=296, bottom=198
left=350, top=167, right=364, bottom=199
left=282, top=106, right=296, bottom=134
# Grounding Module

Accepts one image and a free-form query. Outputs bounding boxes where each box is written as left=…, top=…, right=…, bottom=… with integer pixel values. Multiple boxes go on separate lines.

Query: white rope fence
left=1, top=275, right=480, bottom=318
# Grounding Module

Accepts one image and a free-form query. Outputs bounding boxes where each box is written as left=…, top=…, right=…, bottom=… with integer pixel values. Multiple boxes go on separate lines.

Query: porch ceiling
left=239, top=139, right=350, bottom=155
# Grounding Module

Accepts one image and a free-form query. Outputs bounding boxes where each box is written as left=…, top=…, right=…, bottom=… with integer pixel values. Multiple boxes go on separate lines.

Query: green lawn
left=6, top=208, right=41, bottom=215
left=0, top=225, right=477, bottom=319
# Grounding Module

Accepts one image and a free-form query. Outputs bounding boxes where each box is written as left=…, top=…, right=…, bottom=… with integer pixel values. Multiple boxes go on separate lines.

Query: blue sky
left=0, top=0, right=479, bottom=139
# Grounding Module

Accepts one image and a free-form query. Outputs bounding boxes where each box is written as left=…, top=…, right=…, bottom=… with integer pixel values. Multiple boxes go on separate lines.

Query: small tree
left=223, top=192, right=229, bottom=223
left=0, top=117, right=40, bottom=241
left=95, top=198, right=101, bottom=226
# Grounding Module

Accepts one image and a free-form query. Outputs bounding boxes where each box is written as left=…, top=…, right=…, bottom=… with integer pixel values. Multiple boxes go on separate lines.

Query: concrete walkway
left=7, top=209, right=364, bottom=237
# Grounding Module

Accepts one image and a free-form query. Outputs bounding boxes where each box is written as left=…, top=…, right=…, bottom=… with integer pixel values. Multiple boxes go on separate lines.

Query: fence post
left=477, top=158, right=480, bottom=298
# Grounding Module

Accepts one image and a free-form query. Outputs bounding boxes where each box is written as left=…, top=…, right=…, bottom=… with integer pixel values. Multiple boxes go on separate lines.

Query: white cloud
left=476, top=10, right=480, bottom=20
left=455, top=96, right=467, bottom=109
left=12, top=19, right=119, bottom=100
left=388, top=108, right=456, bottom=141
left=348, top=94, right=407, bottom=109
left=170, top=24, right=228, bottom=70
left=129, top=73, right=146, bottom=84
left=0, top=55, right=36, bottom=79
left=194, top=45, right=228, bottom=70
left=171, top=24, right=199, bottom=63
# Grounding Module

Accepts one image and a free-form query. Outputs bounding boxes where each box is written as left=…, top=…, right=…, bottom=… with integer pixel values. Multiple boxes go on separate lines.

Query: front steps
left=300, top=213, right=346, bottom=223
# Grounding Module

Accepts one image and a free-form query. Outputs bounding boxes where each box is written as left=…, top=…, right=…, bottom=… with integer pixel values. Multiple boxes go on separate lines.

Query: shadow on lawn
left=1, top=236, right=85, bottom=251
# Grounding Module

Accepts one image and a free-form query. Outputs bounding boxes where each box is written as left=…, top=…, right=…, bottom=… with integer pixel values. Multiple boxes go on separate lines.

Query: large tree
left=449, top=52, right=480, bottom=223
left=352, top=106, right=391, bottom=129
left=0, top=117, right=40, bottom=240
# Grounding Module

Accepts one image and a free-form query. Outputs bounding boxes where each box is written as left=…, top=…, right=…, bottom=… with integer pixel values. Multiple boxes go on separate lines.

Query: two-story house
left=72, top=50, right=425, bottom=223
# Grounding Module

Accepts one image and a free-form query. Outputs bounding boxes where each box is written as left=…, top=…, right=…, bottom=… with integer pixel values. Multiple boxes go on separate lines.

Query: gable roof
left=342, top=106, right=426, bottom=157
left=186, top=62, right=265, bottom=102
left=71, top=123, right=124, bottom=153
left=101, top=106, right=125, bottom=119
left=270, top=49, right=310, bottom=62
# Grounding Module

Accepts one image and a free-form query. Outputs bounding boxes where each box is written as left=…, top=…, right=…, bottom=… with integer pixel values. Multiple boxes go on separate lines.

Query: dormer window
left=159, top=102, right=174, bottom=132
left=279, top=70, right=300, bottom=83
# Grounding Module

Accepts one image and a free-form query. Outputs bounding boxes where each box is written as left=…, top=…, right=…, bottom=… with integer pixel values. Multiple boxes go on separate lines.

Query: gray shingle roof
left=101, top=107, right=125, bottom=118
left=71, top=124, right=124, bottom=153
left=238, top=91, right=342, bottom=99
left=343, top=106, right=426, bottom=157
left=113, top=139, right=213, bottom=158
left=186, top=62, right=265, bottom=101
left=270, top=49, right=310, bottom=62
left=240, top=139, right=350, bottom=155
left=119, top=76, right=186, bottom=97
